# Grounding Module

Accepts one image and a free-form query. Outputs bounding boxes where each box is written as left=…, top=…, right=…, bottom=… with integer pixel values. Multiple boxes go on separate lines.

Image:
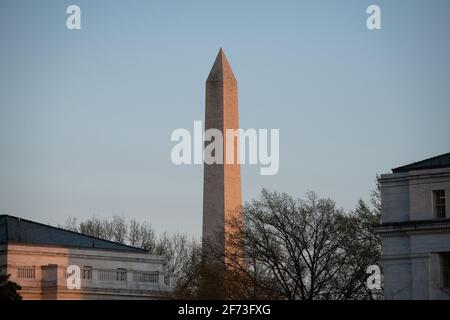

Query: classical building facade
left=378, top=152, right=450, bottom=299
left=0, top=215, right=173, bottom=299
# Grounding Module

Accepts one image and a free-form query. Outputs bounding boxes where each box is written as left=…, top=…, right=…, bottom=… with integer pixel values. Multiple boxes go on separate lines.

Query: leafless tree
left=217, top=189, right=382, bottom=300
left=128, top=219, right=140, bottom=247
left=111, top=215, right=127, bottom=244
left=78, top=216, right=104, bottom=239
left=128, top=219, right=156, bottom=251
left=154, top=232, right=201, bottom=283
left=63, top=216, right=78, bottom=232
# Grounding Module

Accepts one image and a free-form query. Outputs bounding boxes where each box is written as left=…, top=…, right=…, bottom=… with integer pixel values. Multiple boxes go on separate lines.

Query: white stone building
left=0, top=215, right=173, bottom=299
left=378, top=152, right=450, bottom=300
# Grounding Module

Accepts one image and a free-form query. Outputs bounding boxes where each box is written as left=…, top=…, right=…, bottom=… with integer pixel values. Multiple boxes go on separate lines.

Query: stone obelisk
left=202, top=49, right=242, bottom=264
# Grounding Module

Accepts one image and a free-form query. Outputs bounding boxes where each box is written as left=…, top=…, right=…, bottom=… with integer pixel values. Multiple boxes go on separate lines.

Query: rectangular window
left=433, top=190, right=446, bottom=219
left=17, top=266, right=36, bottom=279
left=81, top=266, right=92, bottom=280
left=98, top=269, right=127, bottom=282
left=116, top=269, right=127, bottom=282
left=441, top=253, right=450, bottom=288
left=133, top=271, right=159, bottom=284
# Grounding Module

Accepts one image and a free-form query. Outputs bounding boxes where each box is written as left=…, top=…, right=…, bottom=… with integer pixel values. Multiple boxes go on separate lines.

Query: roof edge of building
left=0, top=214, right=149, bottom=253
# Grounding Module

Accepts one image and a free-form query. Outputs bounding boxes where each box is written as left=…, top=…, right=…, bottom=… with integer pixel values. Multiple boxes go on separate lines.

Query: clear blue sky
left=1, top=0, right=450, bottom=237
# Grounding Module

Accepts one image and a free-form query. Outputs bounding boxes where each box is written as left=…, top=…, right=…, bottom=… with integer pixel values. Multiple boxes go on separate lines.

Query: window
left=441, top=253, right=450, bottom=288
left=17, top=266, right=35, bottom=279
left=81, top=266, right=92, bottom=280
left=133, top=271, right=159, bottom=284
left=433, top=190, right=446, bottom=219
left=98, top=269, right=127, bottom=282
left=116, top=269, right=127, bottom=282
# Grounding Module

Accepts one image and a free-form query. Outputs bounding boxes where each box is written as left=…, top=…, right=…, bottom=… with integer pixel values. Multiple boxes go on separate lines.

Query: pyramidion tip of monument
left=206, top=48, right=236, bottom=83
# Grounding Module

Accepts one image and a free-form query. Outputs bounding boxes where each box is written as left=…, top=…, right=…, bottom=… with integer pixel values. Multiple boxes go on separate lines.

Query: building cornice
left=380, top=168, right=450, bottom=183
left=5, top=242, right=165, bottom=264
left=376, top=219, right=450, bottom=237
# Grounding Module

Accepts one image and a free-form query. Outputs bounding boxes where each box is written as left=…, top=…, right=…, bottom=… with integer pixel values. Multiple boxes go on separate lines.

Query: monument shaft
left=202, top=49, right=242, bottom=263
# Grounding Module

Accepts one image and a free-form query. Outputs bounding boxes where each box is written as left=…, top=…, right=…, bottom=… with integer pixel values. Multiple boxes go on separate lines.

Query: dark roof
left=0, top=215, right=147, bottom=253
left=392, top=152, right=450, bottom=173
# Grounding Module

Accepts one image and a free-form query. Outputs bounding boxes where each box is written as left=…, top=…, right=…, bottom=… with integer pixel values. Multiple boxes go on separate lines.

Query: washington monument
left=202, top=49, right=242, bottom=263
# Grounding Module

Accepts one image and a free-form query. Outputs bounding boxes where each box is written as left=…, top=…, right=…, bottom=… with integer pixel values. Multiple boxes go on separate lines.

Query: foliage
left=0, top=274, right=22, bottom=300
